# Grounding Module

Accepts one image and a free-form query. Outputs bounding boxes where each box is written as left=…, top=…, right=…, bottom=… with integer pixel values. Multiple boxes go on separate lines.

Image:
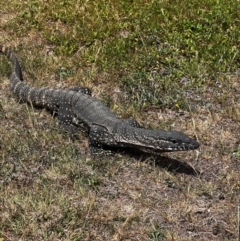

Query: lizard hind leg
left=57, top=102, right=89, bottom=140
left=56, top=87, right=91, bottom=138
left=57, top=103, right=79, bottom=140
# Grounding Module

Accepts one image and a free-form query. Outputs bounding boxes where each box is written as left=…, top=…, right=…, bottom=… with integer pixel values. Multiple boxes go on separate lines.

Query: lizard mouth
left=146, top=138, right=200, bottom=152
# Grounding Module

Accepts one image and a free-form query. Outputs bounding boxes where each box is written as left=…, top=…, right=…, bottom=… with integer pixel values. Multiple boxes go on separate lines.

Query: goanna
left=0, top=45, right=199, bottom=155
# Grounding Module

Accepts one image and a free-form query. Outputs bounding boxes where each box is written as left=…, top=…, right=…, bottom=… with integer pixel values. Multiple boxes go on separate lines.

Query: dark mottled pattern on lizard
left=0, top=45, right=200, bottom=155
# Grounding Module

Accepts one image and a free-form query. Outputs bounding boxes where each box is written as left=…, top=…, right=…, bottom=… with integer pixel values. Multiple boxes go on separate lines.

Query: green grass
left=0, top=0, right=240, bottom=240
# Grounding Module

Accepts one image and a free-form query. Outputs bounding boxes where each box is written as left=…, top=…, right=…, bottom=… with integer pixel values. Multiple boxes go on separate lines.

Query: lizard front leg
left=89, top=125, right=116, bottom=155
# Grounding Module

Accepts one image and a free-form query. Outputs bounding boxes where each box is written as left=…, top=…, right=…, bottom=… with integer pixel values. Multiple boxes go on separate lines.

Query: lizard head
left=125, top=129, right=200, bottom=152
left=153, top=130, right=200, bottom=151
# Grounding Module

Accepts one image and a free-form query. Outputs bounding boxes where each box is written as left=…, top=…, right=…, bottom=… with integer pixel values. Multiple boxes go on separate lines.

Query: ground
left=0, top=1, right=240, bottom=240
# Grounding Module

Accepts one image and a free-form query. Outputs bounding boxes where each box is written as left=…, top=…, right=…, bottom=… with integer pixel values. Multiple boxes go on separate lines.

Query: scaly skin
left=0, top=45, right=200, bottom=155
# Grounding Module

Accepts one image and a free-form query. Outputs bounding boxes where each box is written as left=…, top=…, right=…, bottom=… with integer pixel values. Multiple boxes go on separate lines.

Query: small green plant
left=148, top=223, right=166, bottom=240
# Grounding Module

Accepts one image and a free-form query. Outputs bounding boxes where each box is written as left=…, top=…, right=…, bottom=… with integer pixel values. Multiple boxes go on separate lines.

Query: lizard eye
left=171, top=139, right=178, bottom=144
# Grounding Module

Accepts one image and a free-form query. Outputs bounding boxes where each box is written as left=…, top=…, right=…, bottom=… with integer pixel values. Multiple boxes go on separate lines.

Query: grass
left=0, top=0, right=240, bottom=240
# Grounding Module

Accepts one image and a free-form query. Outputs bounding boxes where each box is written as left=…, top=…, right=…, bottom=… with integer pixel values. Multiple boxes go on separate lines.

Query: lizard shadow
left=110, top=147, right=200, bottom=176
left=150, top=155, right=199, bottom=175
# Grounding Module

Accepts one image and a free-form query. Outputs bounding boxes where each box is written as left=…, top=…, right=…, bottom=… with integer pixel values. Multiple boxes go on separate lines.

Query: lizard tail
left=0, top=45, right=23, bottom=81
